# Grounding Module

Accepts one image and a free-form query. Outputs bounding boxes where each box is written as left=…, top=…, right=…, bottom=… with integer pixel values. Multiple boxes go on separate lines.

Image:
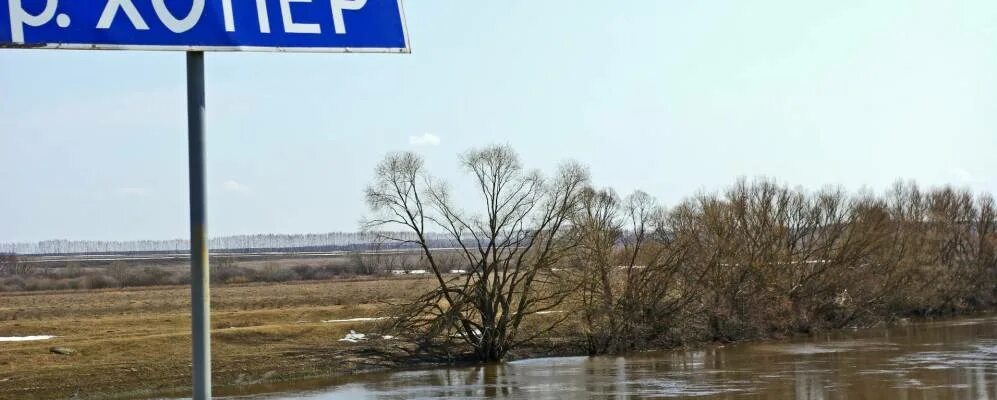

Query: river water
left=231, top=314, right=997, bottom=399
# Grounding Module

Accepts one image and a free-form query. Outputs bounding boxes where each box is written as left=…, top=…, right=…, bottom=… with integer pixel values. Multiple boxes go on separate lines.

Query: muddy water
left=231, top=314, right=997, bottom=399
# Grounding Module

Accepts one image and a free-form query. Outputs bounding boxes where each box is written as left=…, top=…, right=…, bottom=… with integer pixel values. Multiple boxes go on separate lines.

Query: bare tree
left=364, top=145, right=588, bottom=361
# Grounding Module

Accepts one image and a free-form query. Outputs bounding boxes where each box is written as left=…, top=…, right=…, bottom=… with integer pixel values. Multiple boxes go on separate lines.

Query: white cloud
left=948, top=168, right=974, bottom=183
left=222, top=180, right=250, bottom=194
left=409, top=133, right=441, bottom=146
left=116, top=187, right=150, bottom=197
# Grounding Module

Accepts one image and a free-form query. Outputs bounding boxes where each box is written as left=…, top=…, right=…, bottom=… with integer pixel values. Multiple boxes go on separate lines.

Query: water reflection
left=231, top=315, right=997, bottom=399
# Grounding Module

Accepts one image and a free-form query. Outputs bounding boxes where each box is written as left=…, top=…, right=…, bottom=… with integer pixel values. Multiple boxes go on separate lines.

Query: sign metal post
left=186, top=50, right=210, bottom=400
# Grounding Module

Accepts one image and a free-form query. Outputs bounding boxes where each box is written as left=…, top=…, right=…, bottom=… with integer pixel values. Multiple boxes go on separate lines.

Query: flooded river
left=230, top=314, right=996, bottom=399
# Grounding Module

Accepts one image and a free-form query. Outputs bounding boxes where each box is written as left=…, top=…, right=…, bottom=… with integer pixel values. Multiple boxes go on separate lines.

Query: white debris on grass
left=382, top=335, right=395, bottom=340
left=0, top=335, right=55, bottom=342
left=535, top=311, right=565, bottom=315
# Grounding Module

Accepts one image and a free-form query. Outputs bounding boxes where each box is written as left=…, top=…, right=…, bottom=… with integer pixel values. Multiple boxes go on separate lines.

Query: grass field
left=0, top=277, right=437, bottom=400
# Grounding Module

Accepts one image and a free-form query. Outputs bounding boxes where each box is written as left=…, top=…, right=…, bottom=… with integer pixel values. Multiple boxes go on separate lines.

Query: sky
left=2, top=0, right=997, bottom=242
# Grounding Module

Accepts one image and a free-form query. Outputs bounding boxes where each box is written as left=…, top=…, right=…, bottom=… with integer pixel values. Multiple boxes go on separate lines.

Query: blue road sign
left=1, top=0, right=408, bottom=52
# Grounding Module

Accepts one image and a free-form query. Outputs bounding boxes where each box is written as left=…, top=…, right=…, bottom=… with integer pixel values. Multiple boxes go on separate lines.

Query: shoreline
left=158, top=311, right=997, bottom=399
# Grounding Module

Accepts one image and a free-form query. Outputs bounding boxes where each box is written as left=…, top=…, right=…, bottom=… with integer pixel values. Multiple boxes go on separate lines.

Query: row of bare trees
left=570, top=179, right=996, bottom=353
left=366, top=145, right=997, bottom=361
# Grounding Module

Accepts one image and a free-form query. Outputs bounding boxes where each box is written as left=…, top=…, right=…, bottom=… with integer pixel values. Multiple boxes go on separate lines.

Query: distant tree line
left=1, top=232, right=455, bottom=255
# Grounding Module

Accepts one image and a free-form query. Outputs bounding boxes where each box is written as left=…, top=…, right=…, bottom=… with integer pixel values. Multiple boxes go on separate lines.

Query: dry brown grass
left=0, top=277, right=436, bottom=400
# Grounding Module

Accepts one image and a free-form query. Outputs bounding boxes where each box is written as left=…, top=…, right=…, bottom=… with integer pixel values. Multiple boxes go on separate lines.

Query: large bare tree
left=364, top=145, right=588, bottom=361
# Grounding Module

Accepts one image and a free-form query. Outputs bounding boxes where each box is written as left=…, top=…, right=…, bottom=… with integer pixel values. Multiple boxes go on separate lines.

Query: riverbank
left=1, top=276, right=993, bottom=400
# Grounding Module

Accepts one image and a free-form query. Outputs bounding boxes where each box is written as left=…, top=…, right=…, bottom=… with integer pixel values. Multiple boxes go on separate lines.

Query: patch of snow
left=381, top=335, right=395, bottom=340
left=338, top=330, right=367, bottom=343
left=0, top=335, right=55, bottom=342
left=535, top=311, right=564, bottom=315
left=390, top=269, right=428, bottom=275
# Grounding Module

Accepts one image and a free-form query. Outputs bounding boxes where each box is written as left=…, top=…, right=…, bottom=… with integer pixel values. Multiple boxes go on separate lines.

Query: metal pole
left=186, top=50, right=211, bottom=400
